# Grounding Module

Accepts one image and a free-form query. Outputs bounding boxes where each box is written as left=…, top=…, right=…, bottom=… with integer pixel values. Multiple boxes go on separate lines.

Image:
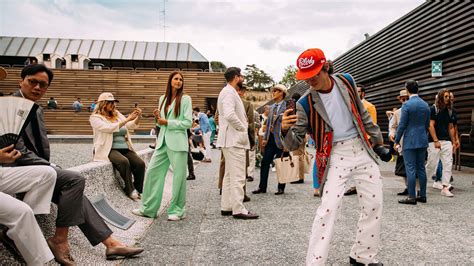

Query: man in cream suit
left=216, top=67, right=259, bottom=220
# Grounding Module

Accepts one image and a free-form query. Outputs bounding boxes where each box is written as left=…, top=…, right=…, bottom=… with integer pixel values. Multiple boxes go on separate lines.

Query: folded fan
left=0, top=96, right=39, bottom=148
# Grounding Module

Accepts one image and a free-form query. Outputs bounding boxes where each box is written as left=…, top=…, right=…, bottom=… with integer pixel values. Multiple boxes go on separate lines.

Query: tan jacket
left=89, top=112, right=138, bottom=162
left=389, top=108, right=404, bottom=146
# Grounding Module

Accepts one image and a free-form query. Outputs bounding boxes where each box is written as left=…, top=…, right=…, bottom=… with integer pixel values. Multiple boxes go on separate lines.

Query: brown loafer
left=106, top=246, right=144, bottom=260
left=47, top=238, right=75, bottom=266
left=233, top=211, right=259, bottom=220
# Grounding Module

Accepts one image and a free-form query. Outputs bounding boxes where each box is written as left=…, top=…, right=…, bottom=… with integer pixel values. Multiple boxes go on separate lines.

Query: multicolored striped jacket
left=281, top=73, right=383, bottom=192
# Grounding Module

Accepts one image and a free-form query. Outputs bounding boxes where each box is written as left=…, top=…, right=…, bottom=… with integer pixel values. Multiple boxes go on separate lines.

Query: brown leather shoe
left=47, top=238, right=75, bottom=266
left=106, top=246, right=144, bottom=260
left=243, top=195, right=251, bottom=202
left=233, top=211, right=259, bottom=220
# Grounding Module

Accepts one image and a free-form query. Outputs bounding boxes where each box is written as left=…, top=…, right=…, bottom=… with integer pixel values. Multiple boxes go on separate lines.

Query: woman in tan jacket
left=89, top=92, right=145, bottom=201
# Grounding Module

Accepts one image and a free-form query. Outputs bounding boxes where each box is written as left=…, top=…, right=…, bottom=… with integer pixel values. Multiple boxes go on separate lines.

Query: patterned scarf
left=306, top=74, right=371, bottom=186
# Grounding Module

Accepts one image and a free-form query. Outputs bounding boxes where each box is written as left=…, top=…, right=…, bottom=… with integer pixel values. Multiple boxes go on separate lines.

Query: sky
left=0, top=0, right=425, bottom=81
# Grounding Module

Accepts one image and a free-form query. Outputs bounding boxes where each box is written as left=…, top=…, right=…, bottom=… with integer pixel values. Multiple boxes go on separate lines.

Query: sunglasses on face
left=400, top=97, right=408, bottom=102
left=26, top=78, right=49, bottom=89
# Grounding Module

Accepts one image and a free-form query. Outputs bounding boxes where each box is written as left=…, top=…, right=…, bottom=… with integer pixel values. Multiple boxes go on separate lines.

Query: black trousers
left=108, top=149, right=145, bottom=194
left=187, top=150, right=195, bottom=178
left=258, top=133, right=286, bottom=191
left=53, top=168, right=113, bottom=246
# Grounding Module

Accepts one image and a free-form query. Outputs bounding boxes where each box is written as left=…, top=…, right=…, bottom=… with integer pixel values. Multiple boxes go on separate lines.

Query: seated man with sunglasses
left=12, top=64, right=144, bottom=265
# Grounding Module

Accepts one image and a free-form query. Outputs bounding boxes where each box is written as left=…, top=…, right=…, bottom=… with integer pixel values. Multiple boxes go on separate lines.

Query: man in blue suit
left=395, top=80, right=431, bottom=205
left=253, top=84, right=288, bottom=195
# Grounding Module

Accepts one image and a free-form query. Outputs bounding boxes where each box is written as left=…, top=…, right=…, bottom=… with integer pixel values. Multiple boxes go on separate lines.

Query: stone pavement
left=126, top=148, right=474, bottom=265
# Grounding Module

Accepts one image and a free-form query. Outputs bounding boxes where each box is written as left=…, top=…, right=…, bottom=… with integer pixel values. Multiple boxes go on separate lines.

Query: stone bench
left=0, top=149, right=173, bottom=265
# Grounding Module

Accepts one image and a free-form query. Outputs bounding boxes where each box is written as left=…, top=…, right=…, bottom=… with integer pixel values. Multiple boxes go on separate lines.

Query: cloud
left=258, top=37, right=279, bottom=50
left=0, top=0, right=425, bottom=81
left=278, top=42, right=304, bottom=53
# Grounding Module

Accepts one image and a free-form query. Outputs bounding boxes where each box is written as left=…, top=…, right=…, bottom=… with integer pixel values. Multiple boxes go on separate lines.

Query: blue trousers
left=312, top=160, right=320, bottom=189
left=403, top=148, right=427, bottom=198
left=433, top=160, right=443, bottom=181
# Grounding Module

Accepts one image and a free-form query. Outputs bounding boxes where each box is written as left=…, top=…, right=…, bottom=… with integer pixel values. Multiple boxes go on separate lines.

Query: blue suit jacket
left=264, top=101, right=286, bottom=149
left=395, top=95, right=430, bottom=150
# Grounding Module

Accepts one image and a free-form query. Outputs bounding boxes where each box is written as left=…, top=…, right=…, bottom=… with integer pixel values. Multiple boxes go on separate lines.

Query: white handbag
left=301, top=152, right=314, bottom=174
left=275, top=153, right=300, bottom=184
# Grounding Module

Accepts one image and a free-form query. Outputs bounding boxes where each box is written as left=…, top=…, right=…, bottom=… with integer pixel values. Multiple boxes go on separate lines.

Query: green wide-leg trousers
left=140, top=145, right=188, bottom=218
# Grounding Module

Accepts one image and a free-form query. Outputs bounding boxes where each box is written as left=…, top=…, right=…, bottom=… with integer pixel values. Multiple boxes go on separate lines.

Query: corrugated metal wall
left=332, top=1, right=474, bottom=165
left=333, top=1, right=473, bottom=134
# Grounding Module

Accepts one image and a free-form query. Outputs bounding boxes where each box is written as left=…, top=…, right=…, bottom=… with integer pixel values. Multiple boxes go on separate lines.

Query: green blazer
left=156, top=95, right=193, bottom=151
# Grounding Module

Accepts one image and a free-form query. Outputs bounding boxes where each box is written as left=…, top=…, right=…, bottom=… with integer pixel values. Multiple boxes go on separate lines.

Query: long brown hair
left=435, top=89, right=451, bottom=110
left=93, top=101, right=119, bottom=120
left=161, top=71, right=184, bottom=117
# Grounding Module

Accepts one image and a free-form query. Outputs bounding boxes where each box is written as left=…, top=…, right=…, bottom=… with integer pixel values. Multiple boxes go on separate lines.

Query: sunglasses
left=400, top=97, right=408, bottom=102
left=27, top=78, right=49, bottom=89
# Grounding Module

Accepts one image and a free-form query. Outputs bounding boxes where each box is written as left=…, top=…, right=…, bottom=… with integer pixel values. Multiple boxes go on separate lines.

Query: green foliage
left=211, top=61, right=227, bottom=72
left=243, top=64, right=275, bottom=91
left=279, top=65, right=298, bottom=89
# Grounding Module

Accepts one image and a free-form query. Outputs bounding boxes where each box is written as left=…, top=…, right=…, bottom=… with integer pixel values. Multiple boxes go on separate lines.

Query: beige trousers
left=0, top=166, right=56, bottom=265
left=221, top=147, right=248, bottom=215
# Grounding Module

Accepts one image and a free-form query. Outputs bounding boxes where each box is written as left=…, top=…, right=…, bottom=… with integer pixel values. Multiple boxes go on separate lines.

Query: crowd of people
left=0, top=43, right=467, bottom=265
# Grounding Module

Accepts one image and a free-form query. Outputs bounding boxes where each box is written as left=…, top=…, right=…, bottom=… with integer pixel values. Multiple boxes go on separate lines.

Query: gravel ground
left=128, top=148, right=474, bottom=265
left=50, top=143, right=152, bottom=169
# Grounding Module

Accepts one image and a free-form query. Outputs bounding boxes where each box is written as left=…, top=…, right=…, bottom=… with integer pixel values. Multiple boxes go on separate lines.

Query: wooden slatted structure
left=0, top=68, right=225, bottom=134
left=331, top=1, right=474, bottom=166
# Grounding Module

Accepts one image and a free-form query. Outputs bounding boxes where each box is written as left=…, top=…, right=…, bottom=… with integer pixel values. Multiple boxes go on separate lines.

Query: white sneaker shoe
left=131, top=209, right=146, bottom=217
left=271, top=167, right=276, bottom=172
left=167, top=215, right=181, bottom=221
left=441, top=187, right=454, bottom=197
left=432, top=181, right=443, bottom=190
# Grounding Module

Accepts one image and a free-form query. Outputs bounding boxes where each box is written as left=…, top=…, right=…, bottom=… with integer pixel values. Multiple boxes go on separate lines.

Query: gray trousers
left=53, top=168, right=113, bottom=246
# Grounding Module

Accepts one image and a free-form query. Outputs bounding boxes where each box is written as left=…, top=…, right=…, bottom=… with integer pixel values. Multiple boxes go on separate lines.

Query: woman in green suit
left=132, top=72, right=192, bottom=220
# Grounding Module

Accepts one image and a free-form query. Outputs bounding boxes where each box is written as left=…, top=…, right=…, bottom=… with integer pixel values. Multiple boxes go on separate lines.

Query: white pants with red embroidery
left=306, top=137, right=383, bottom=265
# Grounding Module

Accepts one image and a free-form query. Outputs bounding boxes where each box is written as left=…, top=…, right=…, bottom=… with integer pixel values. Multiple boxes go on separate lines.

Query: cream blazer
left=89, top=112, right=138, bottom=162
left=216, top=84, right=250, bottom=149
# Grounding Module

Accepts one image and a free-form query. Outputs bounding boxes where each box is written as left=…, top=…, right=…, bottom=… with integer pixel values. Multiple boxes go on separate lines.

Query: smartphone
left=286, top=99, right=296, bottom=115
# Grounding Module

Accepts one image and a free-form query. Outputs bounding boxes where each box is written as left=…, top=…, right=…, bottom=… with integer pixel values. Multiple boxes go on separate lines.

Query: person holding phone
left=132, top=71, right=193, bottom=221
left=253, top=84, right=289, bottom=195
left=90, top=92, right=145, bottom=201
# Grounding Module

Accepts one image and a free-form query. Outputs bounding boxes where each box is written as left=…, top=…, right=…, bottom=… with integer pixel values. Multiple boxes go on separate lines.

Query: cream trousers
left=306, top=138, right=383, bottom=265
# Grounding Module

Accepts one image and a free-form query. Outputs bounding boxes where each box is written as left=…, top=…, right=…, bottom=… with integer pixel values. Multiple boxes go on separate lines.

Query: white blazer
left=216, top=84, right=250, bottom=149
left=89, top=112, right=138, bottom=162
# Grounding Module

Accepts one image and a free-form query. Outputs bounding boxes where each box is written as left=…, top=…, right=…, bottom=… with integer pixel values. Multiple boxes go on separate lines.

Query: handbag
left=300, top=152, right=313, bottom=174
left=190, top=147, right=205, bottom=161
left=394, top=155, right=406, bottom=177
left=275, top=153, right=300, bottom=184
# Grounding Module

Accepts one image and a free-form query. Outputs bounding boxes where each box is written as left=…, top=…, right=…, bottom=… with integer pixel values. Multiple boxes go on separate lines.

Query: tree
left=279, top=65, right=298, bottom=89
left=243, top=64, right=275, bottom=91
left=210, top=61, right=227, bottom=72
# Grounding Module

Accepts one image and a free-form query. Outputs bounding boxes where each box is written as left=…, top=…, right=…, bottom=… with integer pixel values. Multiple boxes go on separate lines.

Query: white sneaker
left=432, top=181, right=443, bottom=190
left=441, top=187, right=454, bottom=197
left=167, top=215, right=181, bottom=221
left=271, top=167, right=276, bottom=172
left=131, top=209, right=146, bottom=217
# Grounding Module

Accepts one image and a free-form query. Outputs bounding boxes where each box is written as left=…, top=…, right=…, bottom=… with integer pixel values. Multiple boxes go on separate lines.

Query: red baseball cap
left=295, top=48, right=327, bottom=80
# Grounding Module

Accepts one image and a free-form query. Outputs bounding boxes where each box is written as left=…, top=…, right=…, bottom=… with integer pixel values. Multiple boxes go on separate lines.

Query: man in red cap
left=281, top=48, right=390, bottom=265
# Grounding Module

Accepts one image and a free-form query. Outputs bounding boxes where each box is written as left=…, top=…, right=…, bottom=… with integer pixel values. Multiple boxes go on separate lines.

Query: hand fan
left=0, top=96, right=39, bottom=148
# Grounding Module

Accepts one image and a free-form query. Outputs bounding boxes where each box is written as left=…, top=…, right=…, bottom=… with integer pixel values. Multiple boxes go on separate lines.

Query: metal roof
left=0, top=36, right=208, bottom=62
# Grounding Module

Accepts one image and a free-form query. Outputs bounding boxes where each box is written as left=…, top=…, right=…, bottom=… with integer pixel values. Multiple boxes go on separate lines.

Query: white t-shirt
left=318, top=83, right=358, bottom=142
